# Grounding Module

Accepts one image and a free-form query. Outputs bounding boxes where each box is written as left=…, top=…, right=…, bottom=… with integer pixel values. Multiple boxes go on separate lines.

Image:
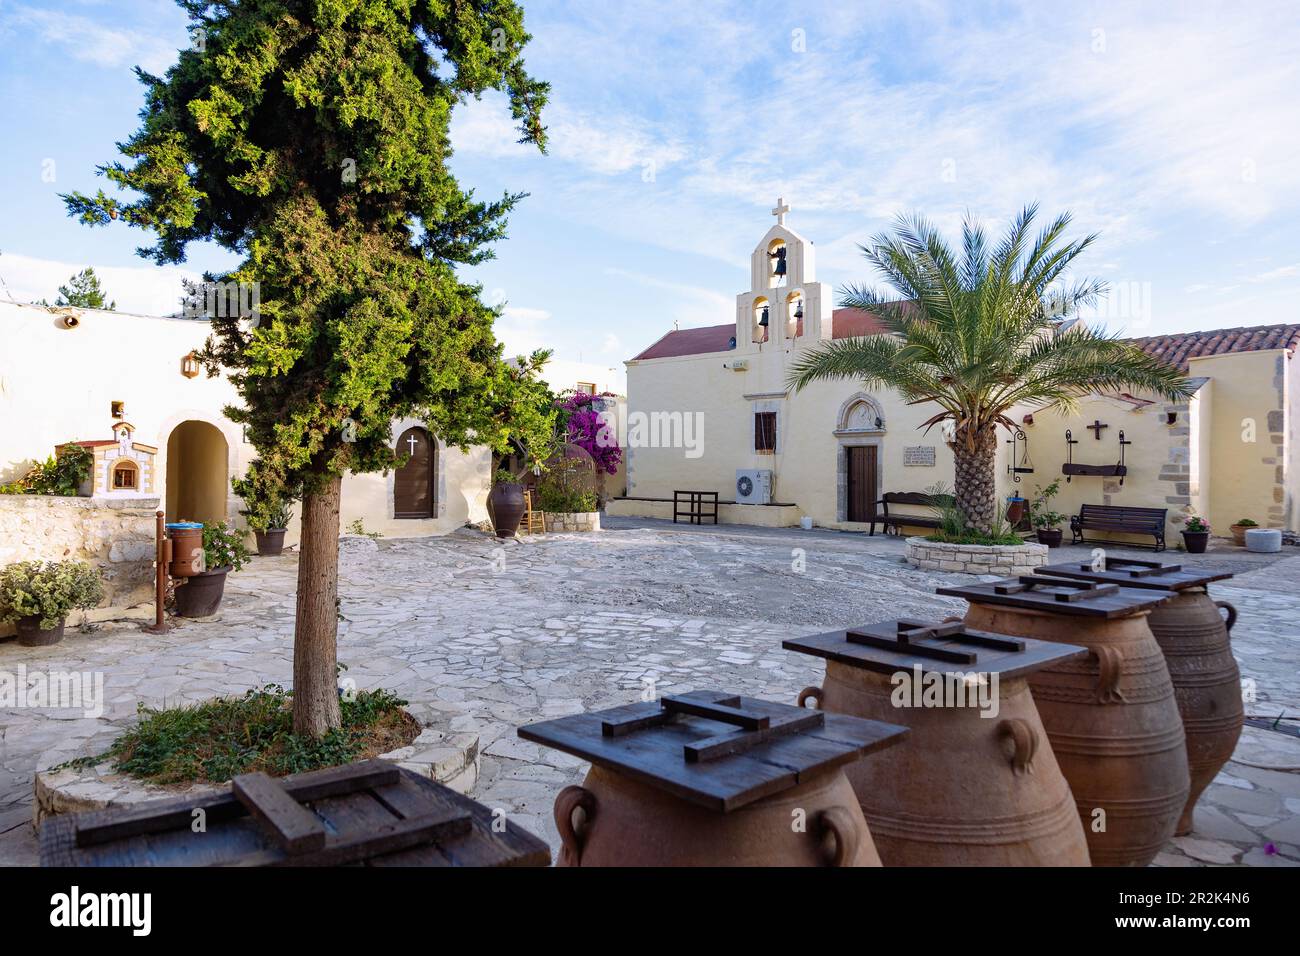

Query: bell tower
left=735, top=198, right=834, bottom=353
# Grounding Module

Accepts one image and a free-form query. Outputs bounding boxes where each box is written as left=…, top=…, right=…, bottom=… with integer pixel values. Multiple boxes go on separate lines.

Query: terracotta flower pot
left=1228, top=525, right=1254, bottom=547
left=1036, top=528, right=1063, bottom=548
left=1181, top=530, right=1209, bottom=554
left=15, top=615, right=65, bottom=647
left=488, top=483, right=526, bottom=539
left=254, top=529, right=287, bottom=556
left=174, top=566, right=230, bottom=618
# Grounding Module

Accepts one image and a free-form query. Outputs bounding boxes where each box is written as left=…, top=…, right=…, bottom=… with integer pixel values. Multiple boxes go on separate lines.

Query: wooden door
left=394, top=427, right=434, bottom=519
left=847, top=446, right=877, bottom=522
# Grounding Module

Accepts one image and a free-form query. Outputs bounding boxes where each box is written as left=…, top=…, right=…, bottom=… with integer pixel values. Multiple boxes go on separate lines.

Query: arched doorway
left=165, top=420, right=229, bottom=524
left=394, top=426, right=436, bottom=519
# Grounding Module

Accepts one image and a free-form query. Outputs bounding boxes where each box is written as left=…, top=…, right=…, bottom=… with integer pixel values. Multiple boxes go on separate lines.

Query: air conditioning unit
left=735, top=468, right=773, bottom=505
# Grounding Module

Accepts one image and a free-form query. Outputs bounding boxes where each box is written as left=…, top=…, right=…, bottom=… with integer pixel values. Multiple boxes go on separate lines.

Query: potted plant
left=487, top=468, right=527, bottom=539
left=0, top=559, right=104, bottom=646
left=251, top=499, right=294, bottom=556
left=1228, top=518, right=1258, bottom=548
left=1028, top=480, right=1066, bottom=547
left=174, top=523, right=249, bottom=618
left=1182, top=515, right=1211, bottom=554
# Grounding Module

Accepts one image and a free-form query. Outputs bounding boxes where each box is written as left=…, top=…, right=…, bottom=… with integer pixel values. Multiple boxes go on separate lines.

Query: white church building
left=611, top=202, right=1300, bottom=541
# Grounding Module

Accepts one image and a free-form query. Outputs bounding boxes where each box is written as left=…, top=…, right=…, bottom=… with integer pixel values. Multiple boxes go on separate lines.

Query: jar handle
left=817, top=805, right=859, bottom=867
left=1093, top=645, right=1126, bottom=704
left=997, top=718, right=1038, bottom=775
left=1214, top=600, right=1237, bottom=633
left=797, top=686, right=823, bottom=710
left=553, top=785, right=595, bottom=867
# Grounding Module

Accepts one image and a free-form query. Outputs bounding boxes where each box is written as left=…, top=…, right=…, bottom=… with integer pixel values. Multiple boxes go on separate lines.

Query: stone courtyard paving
left=1, top=516, right=1297, bottom=867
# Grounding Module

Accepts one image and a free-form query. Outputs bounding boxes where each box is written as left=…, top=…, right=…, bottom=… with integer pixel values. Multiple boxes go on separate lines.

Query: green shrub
left=493, top=468, right=520, bottom=485
left=0, top=445, right=93, bottom=497
left=0, top=560, right=104, bottom=629
left=101, top=684, right=417, bottom=784
left=1234, top=518, right=1258, bottom=528
left=202, top=523, right=250, bottom=572
left=536, top=456, right=597, bottom=512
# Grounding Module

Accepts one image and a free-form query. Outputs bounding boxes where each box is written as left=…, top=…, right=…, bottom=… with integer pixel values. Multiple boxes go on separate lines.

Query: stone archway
left=165, top=420, right=230, bottom=524
left=835, top=392, right=887, bottom=523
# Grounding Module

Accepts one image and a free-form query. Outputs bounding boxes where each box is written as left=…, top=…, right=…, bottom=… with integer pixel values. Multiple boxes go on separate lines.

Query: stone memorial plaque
left=904, top=445, right=936, bottom=467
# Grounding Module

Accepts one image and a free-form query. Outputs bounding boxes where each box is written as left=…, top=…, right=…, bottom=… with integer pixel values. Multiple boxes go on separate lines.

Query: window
left=576, top=382, right=597, bottom=395
left=754, top=412, right=776, bottom=453
left=112, top=460, right=138, bottom=490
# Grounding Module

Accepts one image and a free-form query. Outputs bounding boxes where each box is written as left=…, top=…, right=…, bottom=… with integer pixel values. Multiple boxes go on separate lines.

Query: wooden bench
left=673, top=490, right=719, bottom=525
left=1069, top=504, right=1168, bottom=551
left=871, top=491, right=954, bottom=536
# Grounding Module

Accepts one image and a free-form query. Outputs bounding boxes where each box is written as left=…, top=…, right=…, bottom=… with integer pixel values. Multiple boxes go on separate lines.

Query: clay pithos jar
left=784, top=618, right=1092, bottom=866
left=518, top=690, right=908, bottom=867
left=937, top=575, right=1189, bottom=867
left=1036, top=557, right=1243, bottom=836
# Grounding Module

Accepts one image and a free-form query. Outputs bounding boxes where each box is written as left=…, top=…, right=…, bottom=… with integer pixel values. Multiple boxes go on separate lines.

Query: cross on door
left=771, top=197, right=790, bottom=226
left=406, top=434, right=420, bottom=456
left=1086, top=420, right=1109, bottom=440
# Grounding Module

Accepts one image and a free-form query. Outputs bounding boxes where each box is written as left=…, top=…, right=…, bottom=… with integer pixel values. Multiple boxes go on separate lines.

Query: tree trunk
left=951, top=426, right=998, bottom=535
left=292, top=473, right=343, bottom=737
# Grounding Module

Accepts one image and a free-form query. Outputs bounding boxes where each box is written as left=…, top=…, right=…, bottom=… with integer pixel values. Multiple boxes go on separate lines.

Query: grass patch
left=925, top=531, right=1026, bottom=546
left=98, top=684, right=419, bottom=786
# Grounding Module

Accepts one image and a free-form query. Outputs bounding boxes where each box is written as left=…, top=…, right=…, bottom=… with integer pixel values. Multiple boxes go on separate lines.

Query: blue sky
left=2, top=0, right=1298, bottom=387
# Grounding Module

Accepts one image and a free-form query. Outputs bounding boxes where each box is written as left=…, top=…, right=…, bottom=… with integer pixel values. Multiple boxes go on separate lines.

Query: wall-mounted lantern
left=181, top=352, right=200, bottom=379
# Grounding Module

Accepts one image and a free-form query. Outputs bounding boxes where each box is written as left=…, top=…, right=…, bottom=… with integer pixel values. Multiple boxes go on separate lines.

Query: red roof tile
left=1129, top=324, right=1300, bottom=371
left=632, top=315, right=1300, bottom=369
left=630, top=308, right=889, bottom=361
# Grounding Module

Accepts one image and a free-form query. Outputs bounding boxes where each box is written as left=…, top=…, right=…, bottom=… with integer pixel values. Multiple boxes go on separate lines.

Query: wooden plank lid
left=936, top=575, right=1173, bottom=618
left=783, top=618, right=1088, bottom=679
left=518, top=690, right=908, bottom=813
left=1037, top=556, right=1233, bottom=591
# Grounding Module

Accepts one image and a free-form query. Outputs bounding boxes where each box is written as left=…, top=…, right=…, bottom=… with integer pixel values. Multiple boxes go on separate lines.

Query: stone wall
left=905, top=536, right=1048, bottom=575
left=542, top=511, right=601, bottom=533
left=0, top=495, right=157, bottom=634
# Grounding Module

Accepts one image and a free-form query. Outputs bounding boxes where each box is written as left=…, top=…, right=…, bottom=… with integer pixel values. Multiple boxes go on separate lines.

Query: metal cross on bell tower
left=771, top=197, right=790, bottom=226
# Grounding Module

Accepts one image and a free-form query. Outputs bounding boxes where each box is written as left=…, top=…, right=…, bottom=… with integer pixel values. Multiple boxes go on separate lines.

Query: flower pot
left=1228, top=525, right=1254, bottom=548
left=1036, top=528, right=1063, bottom=548
left=254, top=529, right=287, bottom=556
left=15, top=615, right=65, bottom=647
left=488, top=483, right=526, bottom=539
left=1005, top=497, right=1026, bottom=526
left=174, top=566, right=230, bottom=618
left=1181, top=530, right=1210, bottom=554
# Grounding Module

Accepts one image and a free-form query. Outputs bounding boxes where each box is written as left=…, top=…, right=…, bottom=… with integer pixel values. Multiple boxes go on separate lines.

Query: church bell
left=758, top=306, right=770, bottom=327
left=770, top=246, right=787, bottom=277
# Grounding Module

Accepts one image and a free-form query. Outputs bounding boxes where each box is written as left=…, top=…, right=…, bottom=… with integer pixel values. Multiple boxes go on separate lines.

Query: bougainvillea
left=556, top=392, right=621, bottom=475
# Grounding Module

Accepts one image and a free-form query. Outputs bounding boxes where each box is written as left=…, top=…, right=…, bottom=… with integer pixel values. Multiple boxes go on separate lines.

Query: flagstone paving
left=1, top=518, right=1296, bottom=866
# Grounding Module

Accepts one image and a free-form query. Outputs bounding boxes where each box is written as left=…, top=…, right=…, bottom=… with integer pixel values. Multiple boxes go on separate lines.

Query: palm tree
left=788, top=205, right=1192, bottom=534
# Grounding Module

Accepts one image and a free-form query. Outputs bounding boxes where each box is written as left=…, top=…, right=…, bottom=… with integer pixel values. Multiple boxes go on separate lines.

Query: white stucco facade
left=0, top=301, right=491, bottom=545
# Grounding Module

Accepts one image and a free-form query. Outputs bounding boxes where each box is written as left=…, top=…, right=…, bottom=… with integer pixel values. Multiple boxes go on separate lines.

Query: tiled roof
left=630, top=308, right=888, bottom=361
left=1129, top=325, right=1300, bottom=371
left=632, top=316, right=1300, bottom=369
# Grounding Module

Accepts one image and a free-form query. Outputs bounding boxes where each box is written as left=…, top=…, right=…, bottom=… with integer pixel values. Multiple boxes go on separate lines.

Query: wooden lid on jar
left=936, top=575, right=1173, bottom=618
left=1037, top=556, right=1233, bottom=591
left=518, top=690, right=907, bottom=813
left=784, top=618, right=1088, bottom=679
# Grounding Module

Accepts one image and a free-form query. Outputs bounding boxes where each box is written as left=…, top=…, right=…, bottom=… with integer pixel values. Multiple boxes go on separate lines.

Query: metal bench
left=871, top=491, right=953, bottom=536
left=1069, top=504, right=1168, bottom=552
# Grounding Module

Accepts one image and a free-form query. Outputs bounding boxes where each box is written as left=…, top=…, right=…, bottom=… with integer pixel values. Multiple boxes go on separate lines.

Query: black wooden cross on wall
left=1086, top=420, right=1109, bottom=440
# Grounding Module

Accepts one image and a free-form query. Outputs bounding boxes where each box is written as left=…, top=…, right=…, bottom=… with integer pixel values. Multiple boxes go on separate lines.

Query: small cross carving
left=1087, top=420, right=1109, bottom=440
left=771, top=196, right=790, bottom=226
left=406, top=434, right=420, bottom=456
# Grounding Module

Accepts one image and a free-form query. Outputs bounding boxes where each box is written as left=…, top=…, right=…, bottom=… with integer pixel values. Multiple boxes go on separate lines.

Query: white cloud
left=0, top=251, right=199, bottom=316
left=493, top=305, right=552, bottom=356
left=4, top=6, right=180, bottom=74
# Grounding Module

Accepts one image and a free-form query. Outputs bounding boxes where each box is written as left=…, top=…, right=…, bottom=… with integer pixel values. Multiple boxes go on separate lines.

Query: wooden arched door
left=394, top=427, right=435, bottom=519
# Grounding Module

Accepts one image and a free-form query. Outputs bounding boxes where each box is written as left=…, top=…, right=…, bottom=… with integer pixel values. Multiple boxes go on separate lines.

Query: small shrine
left=57, top=421, right=158, bottom=497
